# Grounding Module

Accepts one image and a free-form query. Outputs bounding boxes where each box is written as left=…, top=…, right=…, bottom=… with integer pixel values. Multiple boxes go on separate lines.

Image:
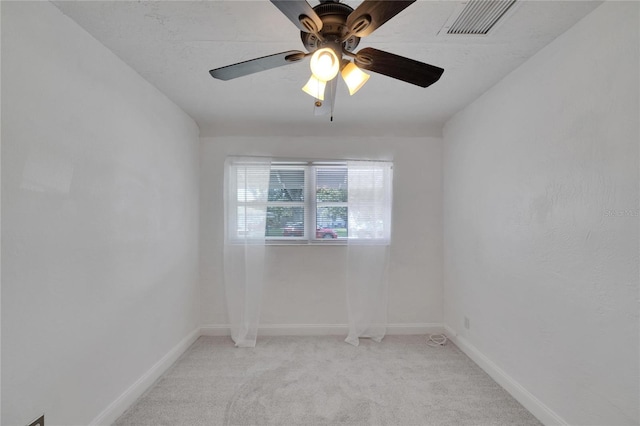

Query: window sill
left=265, top=239, right=348, bottom=246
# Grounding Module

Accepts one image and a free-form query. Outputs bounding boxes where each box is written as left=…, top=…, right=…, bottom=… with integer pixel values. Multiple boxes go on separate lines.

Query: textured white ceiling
left=53, top=0, right=601, bottom=136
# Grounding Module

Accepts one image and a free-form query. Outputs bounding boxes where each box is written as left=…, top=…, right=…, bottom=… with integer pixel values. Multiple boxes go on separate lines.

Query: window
left=227, top=159, right=393, bottom=243
left=266, top=165, right=307, bottom=239
left=315, top=165, right=348, bottom=239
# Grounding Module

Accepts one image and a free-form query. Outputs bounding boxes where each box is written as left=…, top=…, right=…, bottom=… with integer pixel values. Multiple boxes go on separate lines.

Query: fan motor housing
left=301, top=1, right=360, bottom=53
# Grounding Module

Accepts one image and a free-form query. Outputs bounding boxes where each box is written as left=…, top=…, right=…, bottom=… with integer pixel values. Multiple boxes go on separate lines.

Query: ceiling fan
left=209, top=0, right=444, bottom=117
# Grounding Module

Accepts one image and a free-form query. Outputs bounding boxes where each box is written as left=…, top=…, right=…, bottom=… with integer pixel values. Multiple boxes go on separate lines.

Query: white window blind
left=226, top=158, right=393, bottom=243
left=267, top=165, right=308, bottom=239
left=315, top=165, right=348, bottom=239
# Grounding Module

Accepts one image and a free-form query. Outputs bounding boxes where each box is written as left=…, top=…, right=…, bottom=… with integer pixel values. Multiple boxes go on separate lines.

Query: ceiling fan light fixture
left=302, top=75, right=326, bottom=100
left=341, top=62, right=370, bottom=95
left=309, top=47, right=340, bottom=81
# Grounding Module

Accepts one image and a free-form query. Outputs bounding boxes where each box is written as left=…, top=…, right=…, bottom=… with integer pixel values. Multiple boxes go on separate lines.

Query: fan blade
left=210, top=51, right=306, bottom=81
left=355, top=47, right=444, bottom=88
left=346, top=0, right=415, bottom=38
left=314, top=77, right=338, bottom=117
left=270, top=0, right=323, bottom=33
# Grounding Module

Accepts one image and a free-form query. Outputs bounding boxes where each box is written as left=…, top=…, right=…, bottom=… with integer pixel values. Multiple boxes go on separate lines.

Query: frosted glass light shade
left=302, top=75, right=326, bottom=100
left=341, top=62, right=370, bottom=95
left=310, top=48, right=340, bottom=82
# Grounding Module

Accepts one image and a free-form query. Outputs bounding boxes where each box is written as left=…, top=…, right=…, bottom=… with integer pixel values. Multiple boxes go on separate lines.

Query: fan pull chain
left=330, top=77, right=335, bottom=122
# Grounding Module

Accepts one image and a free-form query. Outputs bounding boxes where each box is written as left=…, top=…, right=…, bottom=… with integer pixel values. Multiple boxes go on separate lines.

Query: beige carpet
left=114, top=335, right=541, bottom=425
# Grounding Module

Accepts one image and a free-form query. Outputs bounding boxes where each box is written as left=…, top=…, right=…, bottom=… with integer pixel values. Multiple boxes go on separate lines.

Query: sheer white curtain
left=345, top=161, right=393, bottom=346
left=223, top=157, right=271, bottom=347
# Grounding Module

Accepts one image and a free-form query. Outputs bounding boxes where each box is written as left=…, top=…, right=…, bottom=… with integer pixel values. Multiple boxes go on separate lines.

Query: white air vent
left=440, top=0, right=517, bottom=36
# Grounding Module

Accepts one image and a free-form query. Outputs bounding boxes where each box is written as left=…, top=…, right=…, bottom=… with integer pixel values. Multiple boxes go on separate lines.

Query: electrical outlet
left=28, top=415, right=44, bottom=426
left=464, top=316, right=470, bottom=330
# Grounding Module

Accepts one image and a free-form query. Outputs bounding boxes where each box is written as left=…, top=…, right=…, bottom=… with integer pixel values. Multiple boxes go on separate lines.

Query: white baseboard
left=94, top=323, right=567, bottom=426
left=89, top=328, right=200, bottom=426
left=200, top=323, right=444, bottom=337
left=443, top=325, right=567, bottom=426
left=91, top=323, right=444, bottom=425
left=386, top=323, right=445, bottom=335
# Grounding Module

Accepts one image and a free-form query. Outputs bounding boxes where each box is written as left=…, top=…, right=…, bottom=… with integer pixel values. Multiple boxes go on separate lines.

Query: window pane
left=316, top=206, right=347, bottom=239
left=316, top=167, right=347, bottom=203
left=268, top=169, right=304, bottom=202
left=266, top=206, right=304, bottom=237
left=236, top=206, right=267, bottom=238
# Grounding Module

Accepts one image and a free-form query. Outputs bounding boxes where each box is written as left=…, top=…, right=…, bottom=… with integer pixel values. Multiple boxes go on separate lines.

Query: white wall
left=200, top=136, right=442, bottom=330
left=1, top=2, right=200, bottom=425
left=443, top=2, right=639, bottom=425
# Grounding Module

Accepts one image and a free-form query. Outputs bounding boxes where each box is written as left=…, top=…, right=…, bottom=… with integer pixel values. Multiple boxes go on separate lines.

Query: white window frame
left=227, top=158, right=392, bottom=245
